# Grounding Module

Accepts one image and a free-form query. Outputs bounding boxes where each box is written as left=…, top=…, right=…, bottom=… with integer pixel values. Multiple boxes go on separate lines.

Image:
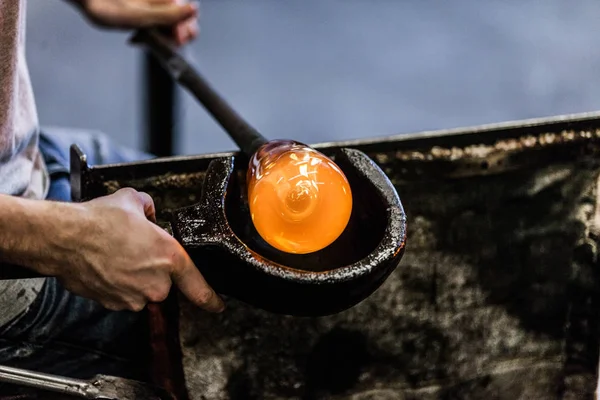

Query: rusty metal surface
left=74, top=111, right=600, bottom=188
left=73, top=112, right=600, bottom=399
left=175, top=122, right=600, bottom=399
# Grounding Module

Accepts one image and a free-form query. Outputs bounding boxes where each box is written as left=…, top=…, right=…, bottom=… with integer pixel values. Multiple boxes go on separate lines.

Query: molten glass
left=247, top=140, right=353, bottom=254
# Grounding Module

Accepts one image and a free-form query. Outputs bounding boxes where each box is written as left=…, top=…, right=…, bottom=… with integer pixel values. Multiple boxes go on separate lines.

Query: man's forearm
left=0, top=194, right=85, bottom=276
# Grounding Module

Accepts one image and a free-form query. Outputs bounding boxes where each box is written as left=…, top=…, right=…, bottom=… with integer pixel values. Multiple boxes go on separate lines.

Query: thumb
left=171, top=251, right=225, bottom=313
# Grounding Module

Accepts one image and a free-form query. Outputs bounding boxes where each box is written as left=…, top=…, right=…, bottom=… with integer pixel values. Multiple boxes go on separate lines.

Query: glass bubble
left=247, top=140, right=353, bottom=254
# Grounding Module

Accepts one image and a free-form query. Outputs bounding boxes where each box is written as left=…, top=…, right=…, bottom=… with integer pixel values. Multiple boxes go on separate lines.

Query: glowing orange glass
left=247, top=140, right=353, bottom=254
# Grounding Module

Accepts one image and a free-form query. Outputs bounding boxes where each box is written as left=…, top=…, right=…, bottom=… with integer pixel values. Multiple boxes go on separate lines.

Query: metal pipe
left=144, top=52, right=177, bottom=157
left=133, top=29, right=268, bottom=156
left=0, top=365, right=99, bottom=398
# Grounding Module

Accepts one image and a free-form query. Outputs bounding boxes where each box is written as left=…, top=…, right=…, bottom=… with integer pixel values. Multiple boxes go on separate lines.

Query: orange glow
left=247, top=140, right=353, bottom=254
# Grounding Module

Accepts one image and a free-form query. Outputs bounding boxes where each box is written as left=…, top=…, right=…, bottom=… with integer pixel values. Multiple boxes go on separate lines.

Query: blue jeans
left=0, top=128, right=154, bottom=393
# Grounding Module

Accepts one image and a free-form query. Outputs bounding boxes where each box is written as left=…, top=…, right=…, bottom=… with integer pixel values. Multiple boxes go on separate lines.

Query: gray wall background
left=25, top=1, right=600, bottom=155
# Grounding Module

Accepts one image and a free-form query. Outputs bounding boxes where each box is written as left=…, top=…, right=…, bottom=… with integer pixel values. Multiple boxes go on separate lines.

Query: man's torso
left=0, top=0, right=49, bottom=328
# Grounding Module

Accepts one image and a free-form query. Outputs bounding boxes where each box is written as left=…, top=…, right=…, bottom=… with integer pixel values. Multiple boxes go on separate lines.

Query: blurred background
left=26, top=0, right=600, bottom=155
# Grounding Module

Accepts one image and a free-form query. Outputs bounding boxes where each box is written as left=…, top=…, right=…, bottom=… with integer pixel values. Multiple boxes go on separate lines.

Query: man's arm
left=0, top=194, right=86, bottom=277
left=6, top=0, right=218, bottom=312
left=0, top=189, right=224, bottom=313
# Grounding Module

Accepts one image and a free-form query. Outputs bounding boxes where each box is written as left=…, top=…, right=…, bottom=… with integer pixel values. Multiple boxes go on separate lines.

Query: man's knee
left=40, top=127, right=152, bottom=167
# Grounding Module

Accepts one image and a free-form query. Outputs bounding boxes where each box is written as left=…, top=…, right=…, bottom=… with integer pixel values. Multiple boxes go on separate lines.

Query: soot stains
left=226, top=366, right=259, bottom=400
left=302, top=328, right=370, bottom=399
left=403, top=167, right=591, bottom=339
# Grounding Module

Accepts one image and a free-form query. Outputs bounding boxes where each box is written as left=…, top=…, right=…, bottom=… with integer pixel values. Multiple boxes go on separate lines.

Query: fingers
left=80, top=0, right=201, bottom=44
left=84, top=0, right=199, bottom=29
left=172, top=0, right=199, bottom=45
left=171, top=250, right=225, bottom=313
left=141, top=0, right=180, bottom=4
left=136, top=191, right=157, bottom=223
left=128, top=1, right=199, bottom=27
left=174, top=15, right=199, bottom=45
left=109, top=188, right=157, bottom=222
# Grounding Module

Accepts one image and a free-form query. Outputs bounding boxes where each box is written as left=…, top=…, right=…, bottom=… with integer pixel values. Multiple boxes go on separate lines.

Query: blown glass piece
left=247, top=140, right=353, bottom=254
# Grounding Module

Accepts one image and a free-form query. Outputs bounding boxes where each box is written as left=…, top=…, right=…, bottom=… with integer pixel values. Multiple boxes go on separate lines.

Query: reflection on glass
left=247, top=140, right=353, bottom=254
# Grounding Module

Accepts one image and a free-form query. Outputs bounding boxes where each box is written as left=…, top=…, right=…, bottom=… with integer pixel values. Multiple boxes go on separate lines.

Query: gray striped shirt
left=0, top=0, right=50, bottom=328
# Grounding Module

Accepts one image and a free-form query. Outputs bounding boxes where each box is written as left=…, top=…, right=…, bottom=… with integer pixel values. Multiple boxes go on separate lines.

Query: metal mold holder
left=69, top=145, right=407, bottom=317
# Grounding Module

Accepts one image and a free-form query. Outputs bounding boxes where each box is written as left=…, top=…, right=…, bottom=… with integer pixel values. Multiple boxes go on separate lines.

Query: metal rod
left=131, top=29, right=268, bottom=156
left=0, top=365, right=99, bottom=398
left=144, top=52, right=177, bottom=157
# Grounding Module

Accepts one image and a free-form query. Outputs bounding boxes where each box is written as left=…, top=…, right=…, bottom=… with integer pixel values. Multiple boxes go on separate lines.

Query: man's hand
left=59, top=188, right=225, bottom=312
left=69, top=0, right=199, bottom=45
left=0, top=189, right=225, bottom=313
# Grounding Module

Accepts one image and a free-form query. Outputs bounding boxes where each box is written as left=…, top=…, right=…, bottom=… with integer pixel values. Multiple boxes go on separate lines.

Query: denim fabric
left=0, top=128, right=155, bottom=396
